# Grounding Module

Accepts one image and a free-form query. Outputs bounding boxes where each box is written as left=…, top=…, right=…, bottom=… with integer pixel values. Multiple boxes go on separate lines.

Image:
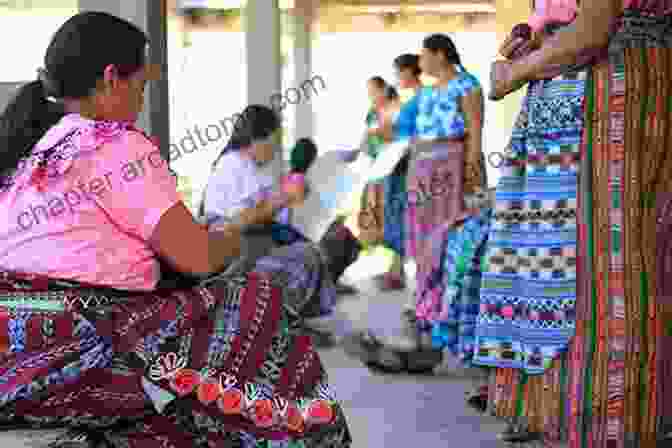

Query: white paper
left=291, top=150, right=373, bottom=242
left=291, top=140, right=411, bottom=242
left=366, top=139, right=411, bottom=181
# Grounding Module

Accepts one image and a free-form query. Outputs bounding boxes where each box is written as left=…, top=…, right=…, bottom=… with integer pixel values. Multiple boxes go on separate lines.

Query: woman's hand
left=285, top=184, right=306, bottom=207
left=209, top=221, right=242, bottom=234
left=281, top=176, right=306, bottom=207
left=489, top=60, right=526, bottom=101
left=499, top=34, right=526, bottom=60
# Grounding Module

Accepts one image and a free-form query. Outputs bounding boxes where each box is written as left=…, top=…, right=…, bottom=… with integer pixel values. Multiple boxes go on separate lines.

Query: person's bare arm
left=239, top=183, right=307, bottom=226
left=461, top=87, right=485, bottom=193
left=150, top=202, right=242, bottom=276
left=514, top=0, right=622, bottom=82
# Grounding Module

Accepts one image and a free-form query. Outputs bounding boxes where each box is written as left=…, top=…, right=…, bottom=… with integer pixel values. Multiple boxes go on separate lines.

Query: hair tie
left=36, top=67, right=61, bottom=102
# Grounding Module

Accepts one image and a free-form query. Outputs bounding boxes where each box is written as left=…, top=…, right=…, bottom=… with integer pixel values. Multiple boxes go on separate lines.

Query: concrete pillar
left=244, top=0, right=283, bottom=178
left=292, top=0, right=318, bottom=142
left=78, top=0, right=170, bottom=160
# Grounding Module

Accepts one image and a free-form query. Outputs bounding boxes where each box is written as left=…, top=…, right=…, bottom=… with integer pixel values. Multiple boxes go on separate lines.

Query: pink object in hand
left=528, top=0, right=577, bottom=32
left=281, top=173, right=306, bottom=195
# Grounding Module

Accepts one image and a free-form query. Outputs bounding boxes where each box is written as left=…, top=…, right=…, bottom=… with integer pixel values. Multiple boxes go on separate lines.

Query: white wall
left=167, top=31, right=247, bottom=201
left=0, top=10, right=77, bottom=83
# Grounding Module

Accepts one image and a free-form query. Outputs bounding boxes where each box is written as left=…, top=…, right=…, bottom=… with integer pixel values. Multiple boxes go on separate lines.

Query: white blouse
left=202, top=151, right=288, bottom=227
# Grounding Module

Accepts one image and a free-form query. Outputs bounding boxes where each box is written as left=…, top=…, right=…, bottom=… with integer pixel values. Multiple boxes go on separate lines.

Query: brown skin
left=227, top=141, right=306, bottom=228
left=63, top=62, right=242, bottom=276
left=397, top=67, right=421, bottom=90
left=418, top=46, right=485, bottom=193
left=492, top=0, right=621, bottom=99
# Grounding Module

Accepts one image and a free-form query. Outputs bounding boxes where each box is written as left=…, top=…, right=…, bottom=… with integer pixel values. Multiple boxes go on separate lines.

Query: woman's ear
left=101, top=64, right=120, bottom=92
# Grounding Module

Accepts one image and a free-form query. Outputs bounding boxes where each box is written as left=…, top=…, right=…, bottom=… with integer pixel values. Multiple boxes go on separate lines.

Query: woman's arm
left=460, top=87, right=485, bottom=193
left=150, top=203, right=242, bottom=275
left=513, top=0, right=622, bottom=82
left=234, top=191, right=300, bottom=227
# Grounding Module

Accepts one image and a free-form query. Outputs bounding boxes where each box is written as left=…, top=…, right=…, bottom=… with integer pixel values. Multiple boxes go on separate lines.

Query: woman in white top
left=202, top=105, right=296, bottom=228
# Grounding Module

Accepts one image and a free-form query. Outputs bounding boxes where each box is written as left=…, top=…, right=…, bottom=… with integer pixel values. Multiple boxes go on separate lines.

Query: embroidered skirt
left=0, top=242, right=351, bottom=448
left=486, top=8, right=672, bottom=447
left=429, top=209, right=491, bottom=366
left=472, top=68, right=586, bottom=375
left=406, top=140, right=470, bottom=327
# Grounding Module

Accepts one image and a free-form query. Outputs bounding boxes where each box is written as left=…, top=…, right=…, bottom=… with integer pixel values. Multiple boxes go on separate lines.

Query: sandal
left=361, top=330, right=407, bottom=373
left=498, top=422, right=541, bottom=443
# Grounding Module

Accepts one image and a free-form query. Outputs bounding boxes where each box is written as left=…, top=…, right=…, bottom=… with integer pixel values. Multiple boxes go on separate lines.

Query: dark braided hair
left=422, top=34, right=465, bottom=72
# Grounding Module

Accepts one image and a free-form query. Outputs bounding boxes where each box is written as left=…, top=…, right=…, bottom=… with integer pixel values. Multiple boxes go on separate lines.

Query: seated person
left=202, top=114, right=360, bottom=285
left=0, top=12, right=355, bottom=447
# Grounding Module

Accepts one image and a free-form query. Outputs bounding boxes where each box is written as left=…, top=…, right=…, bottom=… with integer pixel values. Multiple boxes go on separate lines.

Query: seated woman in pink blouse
left=0, top=11, right=354, bottom=448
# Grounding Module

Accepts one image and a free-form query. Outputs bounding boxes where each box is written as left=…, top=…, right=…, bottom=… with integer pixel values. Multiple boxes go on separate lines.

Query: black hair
left=0, top=12, right=147, bottom=182
left=393, top=54, right=421, bottom=77
left=368, top=76, right=387, bottom=90
left=212, top=104, right=280, bottom=168
left=384, top=86, right=399, bottom=101
left=422, top=34, right=464, bottom=71
left=290, top=137, right=318, bottom=174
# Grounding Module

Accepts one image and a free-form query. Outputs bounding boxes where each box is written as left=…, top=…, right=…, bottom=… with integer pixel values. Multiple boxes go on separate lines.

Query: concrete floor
left=319, top=253, right=510, bottom=448
left=0, top=252, right=512, bottom=447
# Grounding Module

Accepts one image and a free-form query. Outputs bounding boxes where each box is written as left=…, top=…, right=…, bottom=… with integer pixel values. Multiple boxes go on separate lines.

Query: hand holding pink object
left=281, top=174, right=306, bottom=206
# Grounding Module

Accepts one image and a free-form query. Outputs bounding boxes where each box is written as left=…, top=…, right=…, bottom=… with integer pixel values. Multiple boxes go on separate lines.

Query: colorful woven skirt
left=406, top=140, right=470, bottom=326
left=473, top=68, right=585, bottom=375
left=429, top=209, right=491, bottom=366
left=563, top=12, right=672, bottom=447
left=382, top=171, right=407, bottom=258
left=0, top=242, right=351, bottom=448
left=485, top=9, right=672, bottom=447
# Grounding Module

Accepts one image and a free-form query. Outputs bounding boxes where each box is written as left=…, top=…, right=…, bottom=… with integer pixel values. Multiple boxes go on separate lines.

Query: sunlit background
left=0, top=0, right=505, bottom=213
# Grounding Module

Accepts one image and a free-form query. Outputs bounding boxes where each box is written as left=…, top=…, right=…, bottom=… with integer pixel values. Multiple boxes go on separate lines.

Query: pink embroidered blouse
left=0, top=114, right=181, bottom=290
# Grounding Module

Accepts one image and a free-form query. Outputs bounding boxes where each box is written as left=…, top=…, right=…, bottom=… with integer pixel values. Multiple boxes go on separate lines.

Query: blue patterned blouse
left=395, top=71, right=481, bottom=141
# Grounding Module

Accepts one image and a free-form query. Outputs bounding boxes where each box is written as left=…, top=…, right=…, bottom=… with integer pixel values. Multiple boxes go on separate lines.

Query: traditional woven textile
left=428, top=209, right=491, bottom=366
left=0, top=242, right=352, bottom=448
left=473, top=63, right=586, bottom=375
left=489, top=355, right=568, bottom=443
left=657, top=192, right=672, bottom=437
left=407, top=140, right=471, bottom=326
left=382, top=169, right=407, bottom=258
left=564, top=7, right=672, bottom=447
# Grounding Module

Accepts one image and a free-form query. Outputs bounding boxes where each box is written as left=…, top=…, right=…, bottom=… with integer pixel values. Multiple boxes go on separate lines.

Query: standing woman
left=357, top=76, right=389, bottom=251
left=407, top=34, right=488, bottom=340
left=389, top=54, right=423, bottom=303
left=473, top=0, right=590, bottom=441
left=376, top=85, right=408, bottom=291
left=491, top=0, right=672, bottom=445
left=352, top=34, right=489, bottom=374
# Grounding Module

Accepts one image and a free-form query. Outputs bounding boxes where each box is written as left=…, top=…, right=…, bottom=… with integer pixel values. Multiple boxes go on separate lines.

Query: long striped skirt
left=488, top=10, right=672, bottom=447
left=564, top=12, right=672, bottom=448
left=0, top=242, right=351, bottom=448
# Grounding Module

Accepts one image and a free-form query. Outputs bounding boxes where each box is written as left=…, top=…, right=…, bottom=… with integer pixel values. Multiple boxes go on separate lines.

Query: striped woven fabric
left=486, top=5, right=672, bottom=446
left=0, top=242, right=352, bottom=448
left=473, top=65, right=586, bottom=375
